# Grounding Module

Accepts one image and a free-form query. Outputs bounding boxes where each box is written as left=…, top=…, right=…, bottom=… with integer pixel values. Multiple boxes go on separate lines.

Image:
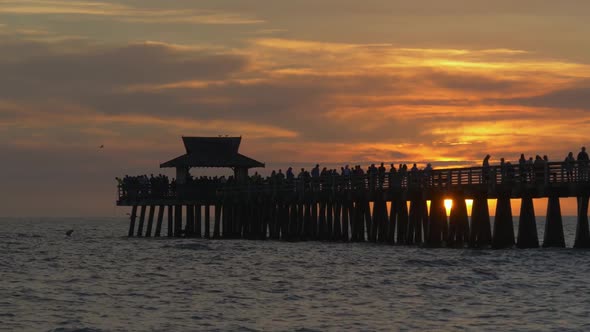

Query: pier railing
left=117, top=161, right=590, bottom=203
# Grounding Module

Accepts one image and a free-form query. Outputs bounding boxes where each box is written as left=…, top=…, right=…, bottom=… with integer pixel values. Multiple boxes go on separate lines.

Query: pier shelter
left=160, top=136, right=265, bottom=184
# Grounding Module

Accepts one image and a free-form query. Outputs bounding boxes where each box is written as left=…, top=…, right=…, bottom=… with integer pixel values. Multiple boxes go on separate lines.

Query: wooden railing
left=117, top=161, right=590, bottom=201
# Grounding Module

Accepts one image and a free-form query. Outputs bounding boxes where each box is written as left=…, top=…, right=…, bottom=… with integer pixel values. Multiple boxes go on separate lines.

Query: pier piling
left=137, top=205, right=146, bottom=237
left=575, top=196, right=590, bottom=248
left=155, top=205, right=164, bottom=237
left=543, top=195, right=565, bottom=248
left=517, top=197, right=539, bottom=249
left=470, top=197, right=491, bottom=248
left=145, top=205, right=155, bottom=237
left=167, top=205, right=173, bottom=237
left=492, top=195, right=515, bottom=249
left=128, top=205, right=138, bottom=237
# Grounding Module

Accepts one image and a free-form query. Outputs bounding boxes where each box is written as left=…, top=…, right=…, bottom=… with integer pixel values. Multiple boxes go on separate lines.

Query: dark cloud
left=426, top=70, right=521, bottom=92
left=499, top=82, right=590, bottom=110
left=0, top=39, right=248, bottom=100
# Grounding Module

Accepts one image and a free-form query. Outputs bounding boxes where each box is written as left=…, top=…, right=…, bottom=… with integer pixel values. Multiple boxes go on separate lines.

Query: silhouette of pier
left=117, top=137, right=590, bottom=249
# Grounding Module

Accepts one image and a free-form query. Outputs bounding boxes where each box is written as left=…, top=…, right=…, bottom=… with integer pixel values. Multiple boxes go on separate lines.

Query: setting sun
left=444, top=199, right=453, bottom=216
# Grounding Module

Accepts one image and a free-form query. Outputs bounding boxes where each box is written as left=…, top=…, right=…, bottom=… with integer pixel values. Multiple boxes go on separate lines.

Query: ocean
left=1, top=217, right=589, bottom=331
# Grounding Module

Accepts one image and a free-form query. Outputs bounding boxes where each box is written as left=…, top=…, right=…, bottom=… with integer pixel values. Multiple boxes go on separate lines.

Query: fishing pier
left=117, top=137, right=590, bottom=249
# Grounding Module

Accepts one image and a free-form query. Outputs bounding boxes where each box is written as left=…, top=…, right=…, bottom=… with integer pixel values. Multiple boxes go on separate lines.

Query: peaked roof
left=160, top=136, right=265, bottom=169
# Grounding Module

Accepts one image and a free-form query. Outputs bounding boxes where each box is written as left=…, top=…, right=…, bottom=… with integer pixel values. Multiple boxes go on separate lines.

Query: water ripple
left=1, top=217, right=589, bottom=331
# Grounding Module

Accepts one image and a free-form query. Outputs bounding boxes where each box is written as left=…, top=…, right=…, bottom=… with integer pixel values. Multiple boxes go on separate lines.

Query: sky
left=1, top=0, right=590, bottom=217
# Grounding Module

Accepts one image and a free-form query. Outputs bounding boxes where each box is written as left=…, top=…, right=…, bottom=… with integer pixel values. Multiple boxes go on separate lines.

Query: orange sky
left=1, top=1, right=590, bottom=216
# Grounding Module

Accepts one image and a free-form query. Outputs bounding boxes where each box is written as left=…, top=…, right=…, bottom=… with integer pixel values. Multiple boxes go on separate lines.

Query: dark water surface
left=1, top=217, right=590, bottom=331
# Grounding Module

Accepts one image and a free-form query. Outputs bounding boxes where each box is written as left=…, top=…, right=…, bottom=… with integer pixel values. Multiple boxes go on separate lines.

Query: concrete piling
left=128, top=205, right=138, bottom=237
left=167, top=205, right=173, bottom=237
left=204, top=205, right=211, bottom=239
left=155, top=205, right=164, bottom=237
left=543, top=195, right=565, bottom=248
left=185, top=205, right=194, bottom=237
left=396, top=200, right=409, bottom=245
left=174, top=205, right=182, bottom=237
left=145, top=205, right=155, bottom=237
left=137, top=205, right=146, bottom=237
left=574, top=196, right=590, bottom=248
left=492, top=196, right=515, bottom=249
left=470, top=197, right=491, bottom=248
left=516, top=197, right=539, bottom=249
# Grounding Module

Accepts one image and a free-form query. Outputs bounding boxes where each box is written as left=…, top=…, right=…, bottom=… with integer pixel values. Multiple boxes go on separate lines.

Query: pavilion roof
left=160, top=136, right=265, bottom=169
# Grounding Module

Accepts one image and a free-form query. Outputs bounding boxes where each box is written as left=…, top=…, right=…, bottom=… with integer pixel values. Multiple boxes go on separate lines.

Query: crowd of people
left=117, top=147, right=590, bottom=199
left=116, top=174, right=173, bottom=198
left=483, top=147, right=590, bottom=183
left=256, top=162, right=436, bottom=192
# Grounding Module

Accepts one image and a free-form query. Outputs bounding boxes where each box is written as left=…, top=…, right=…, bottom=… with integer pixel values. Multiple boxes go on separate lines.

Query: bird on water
left=66, top=230, right=74, bottom=236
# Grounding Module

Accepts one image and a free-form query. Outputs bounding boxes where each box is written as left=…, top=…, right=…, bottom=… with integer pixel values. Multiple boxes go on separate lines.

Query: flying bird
left=99, top=145, right=104, bottom=149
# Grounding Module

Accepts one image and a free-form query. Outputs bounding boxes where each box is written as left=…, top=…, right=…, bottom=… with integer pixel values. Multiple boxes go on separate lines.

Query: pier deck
left=117, top=161, right=590, bottom=249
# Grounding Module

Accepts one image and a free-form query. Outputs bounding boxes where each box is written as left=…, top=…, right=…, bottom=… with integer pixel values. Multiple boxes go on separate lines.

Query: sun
left=444, top=199, right=453, bottom=216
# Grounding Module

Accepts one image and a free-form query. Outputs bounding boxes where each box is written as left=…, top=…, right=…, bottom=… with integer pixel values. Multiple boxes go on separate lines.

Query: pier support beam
left=214, top=204, right=222, bottom=239
left=174, top=205, right=182, bottom=237
left=388, top=200, right=397, bottom=244
left=426, top=198, right=445, bottom=247
left=543, top=195, right=565, bottom=248
left=408, top=199, right=423, bottom=245
left=517, top=197, right=539, bottom=249
left=155, top=205, right=164, bottom=237
left=137, top=205, right=147, bottom=237
left=145, top=205, right=155, bottom=237
left=334, top=202, right=342, bottom=241
left=575, top=196, right=590, bottom=248
left=195, top=205, right=202, bottom=238
left=128, top=205, right=138, bottom=237
left=342, top=202, right=350, bottom=241
left=204, top=205, right=211, bottom=239
left=318, top=202, right=327, bottom=241
left=470, top=197, right=491, bottom=248
left=492, top=196, right=515, bottom=249
left=167, top=205, right=173, bottom=237
left=327, top=201, right=335, bottom=241
left=396, top=200, right=409, bottom=245
left=421, top=200, right=429, bottom=243
left=375, top=199, right=388, bottom=243
left=448, top=197, right=469, bottom=248
left=185, top=205, right=194, bottom=237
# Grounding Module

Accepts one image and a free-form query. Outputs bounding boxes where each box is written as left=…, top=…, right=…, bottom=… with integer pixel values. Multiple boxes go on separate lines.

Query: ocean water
left=1, top=217, right=590, bottom=332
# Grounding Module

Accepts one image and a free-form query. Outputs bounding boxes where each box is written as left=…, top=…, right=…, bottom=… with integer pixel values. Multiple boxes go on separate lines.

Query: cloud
left=499, top=81, right=590, bottom=110
left=2, top=32, right=590, bottom=170
left=0, top=0, right=263, bottom=25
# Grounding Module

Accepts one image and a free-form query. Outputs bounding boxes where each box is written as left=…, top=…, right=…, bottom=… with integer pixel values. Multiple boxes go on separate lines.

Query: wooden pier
left=117, top=137, right=590, bottom=249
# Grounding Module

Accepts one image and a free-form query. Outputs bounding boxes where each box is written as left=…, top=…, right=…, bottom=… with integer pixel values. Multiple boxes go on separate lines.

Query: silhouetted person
left=500, top=158, right=506, bottom=182
left=578, top=147, right=589, bottom=181
left=505, top=162, right=515, bottom=182
left=368, top=163, right=377, bottom=191
left=389, top=163, right=398, bottom=189
left=286, top=167, right=294, bottom=181
left=378, top=162, right=386, bottom=188
left=534, top=155, right=544, bottom=183
left=482, top=154, right=491, bottom=183
left=565, top=152, right=575, bottom=182
left=311, top=164, right=320, bottom=178
left=424, top=163, right=433, bottom=186
left=519, top=154, right=527, bottom=183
